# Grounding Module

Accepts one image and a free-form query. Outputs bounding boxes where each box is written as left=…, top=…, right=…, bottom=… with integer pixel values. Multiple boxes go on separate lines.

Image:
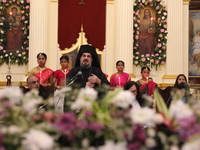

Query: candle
left=8, top=56, right=10, bottom=68
left=40, top=71, right=42, bottom=84
left=150, top=58, right=151, bottom=68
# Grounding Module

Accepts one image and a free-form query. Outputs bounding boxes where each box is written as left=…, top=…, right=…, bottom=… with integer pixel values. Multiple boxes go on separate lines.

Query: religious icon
left=5, top=5, right=23, bottom=51
left=139, top=7, right=156, bottom=55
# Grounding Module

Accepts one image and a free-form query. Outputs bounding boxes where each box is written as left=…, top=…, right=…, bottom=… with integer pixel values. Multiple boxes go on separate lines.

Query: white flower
left=135, top=56, right=139, bottom=59
left=181, top=137, right=200, bottom=150
left=18, top=54, right=22, bottom=57
left=162, top=16, right=165, bottom=20
left=71, top=98, right=92, bottom=110
left=130, top=107, right=156, bottom=127
left=147, top=128, right=156, bottom=137
left=16, top=50, right=19, bottom=53
left=5, top=54, right=8, bottom=57
left=22, top=129, right=54, bottom=150
left=8, top=125, right=22, bottom=134
left=169, top=100, right=193, bottom=120
left=82, top=138, right=90, bottom=148
left=0, top=87, right=23, bottom=104
left=163, top=12, right=167, bottom=16
left=111, top=90, right=135, bottom=109
left=78, top=86, right=98, bottom=101
left=153, top=113, right=164, bottom=124
left=134, top=24, right=138, bottom=27
left=71, top=87, right=97, bottom=110
left=98, top=141, right=127, bottom=150
left=23, top=98, right=42, bottom=115
left=145, top=138, right=156, bottom=148
left=134, top=61, right=138, bottom=64
left=1, top=30, right=4, bottom=34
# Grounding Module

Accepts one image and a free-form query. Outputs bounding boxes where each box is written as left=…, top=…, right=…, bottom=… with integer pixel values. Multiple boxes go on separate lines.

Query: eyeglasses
left=30, top=80, right=39, bottom=84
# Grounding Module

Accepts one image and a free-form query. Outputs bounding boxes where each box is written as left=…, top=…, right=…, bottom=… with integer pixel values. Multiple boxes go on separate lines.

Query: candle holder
left=79, top=0, right=85, bottom=5
left=6, top=75, right=12, bottom=86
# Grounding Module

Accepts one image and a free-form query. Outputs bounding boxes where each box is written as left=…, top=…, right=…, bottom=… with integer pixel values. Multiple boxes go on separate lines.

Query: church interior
left=2, top=0, right=200, bottom=149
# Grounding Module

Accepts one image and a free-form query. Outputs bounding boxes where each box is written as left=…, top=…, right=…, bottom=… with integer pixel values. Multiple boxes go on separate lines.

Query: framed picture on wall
left=189, top=10, right=200, bottom=77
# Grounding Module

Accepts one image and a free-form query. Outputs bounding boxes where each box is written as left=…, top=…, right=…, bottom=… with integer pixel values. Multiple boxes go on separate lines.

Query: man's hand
left=88, top=74, right=101, bottom=85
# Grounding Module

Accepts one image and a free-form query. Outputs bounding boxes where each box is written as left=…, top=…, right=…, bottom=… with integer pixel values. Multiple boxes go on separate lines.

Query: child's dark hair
left=141, top=66, right=150, bottom=72
left=37, top=53, right=47, bottom=59
left=116, top=60, right=124, bottom=66
left=60, top=55, right=69, bottom=62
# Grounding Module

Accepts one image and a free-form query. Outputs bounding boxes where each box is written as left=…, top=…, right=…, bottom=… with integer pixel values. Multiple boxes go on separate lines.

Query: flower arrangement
left=1, top=85, right=200, bottom=150
left=133, top=0, right=168, bottom=69
left=0, top=0, right=30, bottom=66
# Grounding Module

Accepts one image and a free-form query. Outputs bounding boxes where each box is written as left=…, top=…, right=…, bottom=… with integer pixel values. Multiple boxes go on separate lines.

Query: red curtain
left=58, top=0, right=106, bottom=50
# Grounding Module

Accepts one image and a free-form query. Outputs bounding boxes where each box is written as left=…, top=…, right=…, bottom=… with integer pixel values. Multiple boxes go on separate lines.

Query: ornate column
left=183, top=0, right=190, bottom=77
left=163, top=0, right=184, bottom=83
left=48, top=0, right=59, bottom=70
left=114, top=0, right=134, bottom=77
left=105, top=0, right=115, bottom=76
left=29, top=0, right=49, bottom=70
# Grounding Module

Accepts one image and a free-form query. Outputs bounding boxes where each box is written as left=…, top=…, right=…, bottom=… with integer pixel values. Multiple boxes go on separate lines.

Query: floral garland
left=0, top=0, right=30, bottom=66
left=133, top=0, right=167, bottom=69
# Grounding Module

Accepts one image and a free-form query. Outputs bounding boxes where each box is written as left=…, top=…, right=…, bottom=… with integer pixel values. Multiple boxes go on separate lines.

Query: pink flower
left=157, top=44, right=162, bottom=47
left=156, top=6, right=160, bottom=10
left=155, top=53, right=159, bottom=56
left=89, top=122, right=104, bottom=132
left=2, top=0, right=6, bottom=3
left=26, top=6, right=29, bottom=9
left=26, top=0, right=30, bottom=3
left=161, top=61, right=165, bottom=64
left=134, top=47, right=137, bottom=49
left=158, top=18, right=161, bottom=21
left=146, top=54, right=150, bottom=57
left=0, top=46, right=3, bottom=50
left=155, top=60, right=159, bottom=64
left=135, top=12, right=139, bottom=15
left=21, top=16, right=25, bottom=20
left=150, top=4, right=153, bottom=7
left=160, top=29, right=165, bottom=32
left=135, top=36, right=139, bottom=40
left=26, top=47, right=29, bottom=50
left=85, top=110, right=93, bottom=118
left=24, top=31, right=27, bottom=34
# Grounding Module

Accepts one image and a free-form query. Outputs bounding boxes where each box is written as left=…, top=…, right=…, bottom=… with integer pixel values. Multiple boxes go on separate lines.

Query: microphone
left=69, top=71, right=82, bottom=82
left=38, top=71, right=82, bottom=110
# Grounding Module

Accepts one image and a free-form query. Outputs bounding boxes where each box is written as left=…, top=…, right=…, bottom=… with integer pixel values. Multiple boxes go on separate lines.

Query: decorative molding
left=162, top=74, right=178, bottom=79
left=183, top=0, right=190, bottom=2
left=106, top=0, right=114, bottom=1
left=50, top=1, right=58, bottom=2
left=0, top=81, right=26, bottom=87
left=157, top=83, right=174, bottom=89
left=129, top=73, right=136, bottom=78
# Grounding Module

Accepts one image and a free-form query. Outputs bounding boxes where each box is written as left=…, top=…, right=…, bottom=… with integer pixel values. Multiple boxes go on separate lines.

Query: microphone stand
left=38, top=77, right=78, bottom=110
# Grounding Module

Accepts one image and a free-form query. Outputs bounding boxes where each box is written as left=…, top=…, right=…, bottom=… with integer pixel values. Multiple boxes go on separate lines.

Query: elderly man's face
left=27, top=76, right=39, bottom=90
left=80, top=53, right=93, bottom=69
